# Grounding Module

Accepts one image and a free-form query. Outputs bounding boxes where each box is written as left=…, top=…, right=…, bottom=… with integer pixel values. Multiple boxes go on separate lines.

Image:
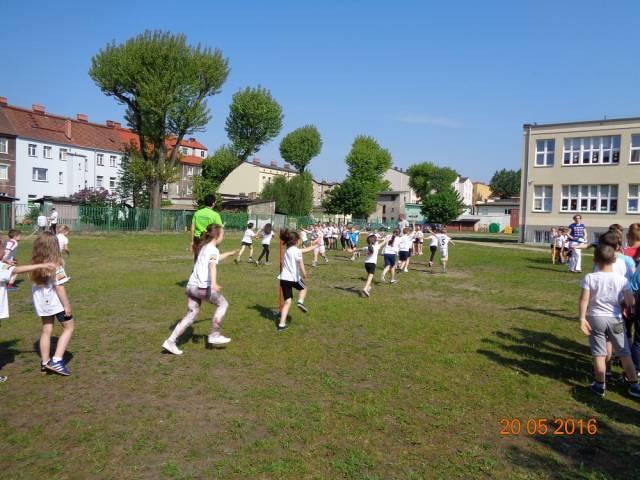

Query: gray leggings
left=169, top=286, right=229, bottom=341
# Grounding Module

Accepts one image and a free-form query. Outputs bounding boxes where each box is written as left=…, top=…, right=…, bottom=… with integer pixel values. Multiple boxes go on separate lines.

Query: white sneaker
left=208, top=334, right=232, bottom=346
left=162, top=339, right=183, bottom=355
left=403, top=268, right=409, bottom=273
left=312, top=261, right=317, bottom=267
left=390, top=279, right=398, bottom=285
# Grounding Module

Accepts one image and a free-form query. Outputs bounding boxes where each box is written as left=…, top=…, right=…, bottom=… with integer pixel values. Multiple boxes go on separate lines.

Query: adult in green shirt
left=191, top=194, right=224, bottom=259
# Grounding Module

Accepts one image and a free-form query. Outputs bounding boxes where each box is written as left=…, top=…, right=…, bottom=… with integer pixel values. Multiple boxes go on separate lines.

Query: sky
left=2, top=0, right=640, bottom=183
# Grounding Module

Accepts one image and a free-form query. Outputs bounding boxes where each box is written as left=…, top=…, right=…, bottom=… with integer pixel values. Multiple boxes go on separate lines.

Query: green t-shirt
left=193, top=208, right=223, bottom=238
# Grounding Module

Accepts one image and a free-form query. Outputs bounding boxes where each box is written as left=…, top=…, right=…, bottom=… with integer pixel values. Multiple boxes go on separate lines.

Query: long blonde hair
left=30, top=232, right=62, bottom=285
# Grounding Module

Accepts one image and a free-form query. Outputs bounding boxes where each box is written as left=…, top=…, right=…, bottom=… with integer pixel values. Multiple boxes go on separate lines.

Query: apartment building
left=312, top=178, right=338, bottom=208
left=218, top=159, right=297, bottom=199
left=520, top=117, right=640, bottom=243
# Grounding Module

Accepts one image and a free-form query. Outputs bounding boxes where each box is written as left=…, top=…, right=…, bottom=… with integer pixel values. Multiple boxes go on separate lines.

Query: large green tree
left=226, top=86, right=283, bottom=163
left=89, top=30, right=229, bottom=228
left=489, top=168, right=521, bottom=198
left=420, top=186, right=463, bottom=224
left=193, top=145, right=239, bottom=207
left=408, top=162, right=462, bottom=224
left=324, top=136, right=392, bottom=218
left=279, top=125, right=322, bottom=173
left=261, top=172, right=313, bottom=216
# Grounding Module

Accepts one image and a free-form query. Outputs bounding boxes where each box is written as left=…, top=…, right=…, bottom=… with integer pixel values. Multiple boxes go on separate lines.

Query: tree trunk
left=149, top=179, right=162, bottom=231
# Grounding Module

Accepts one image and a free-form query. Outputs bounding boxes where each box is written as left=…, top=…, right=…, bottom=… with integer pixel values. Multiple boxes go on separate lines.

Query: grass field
left=0, top=233, right=638, bottom=479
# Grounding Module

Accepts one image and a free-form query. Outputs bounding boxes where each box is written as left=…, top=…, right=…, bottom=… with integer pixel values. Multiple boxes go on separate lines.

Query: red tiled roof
left=0, top=105, right=124, bottom=152
left=167, top=137, right=207, bottom=150
left=115, top=127, right=207, bottom=155
left=181, top=155, right=203, bottom=166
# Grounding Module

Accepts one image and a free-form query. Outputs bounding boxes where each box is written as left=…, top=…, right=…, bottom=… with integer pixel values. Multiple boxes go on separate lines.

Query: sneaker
left=362, top=289, right=370, bottom=297
left=590, top=381, right=606, bottom=397
left=162, top=339, right=183, bottom=355
left=0, top=375, right=7, bottom=383
left=234, top=258, right=239, bottom=264
left=46, top=359, right=71, bottom=376
left=390, top=279, right=398, bottom=285
left=248, top=258, right=254, bottom=263
left=265, top=262, right=271, bottom=265
left=208, top=334, right=232, bottom=346
left=40, top=361, right=48, bottom=373
left=324, top=257, right=329, bottom=263
left=629, top=383, right=640, bottom=398
left=297, top=302, right=308, bottom=313
left=403, top=268, right=409, bottom=273
left=428, top=261, right=433, bottom=267
left=277, top=324, right=289, bottom=332
left=312, top=261, right=317, bottom=268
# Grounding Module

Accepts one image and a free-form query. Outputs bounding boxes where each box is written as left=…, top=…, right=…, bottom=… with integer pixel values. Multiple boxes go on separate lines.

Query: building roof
left=523, top=116, right=640, bottom=129
left=181, top=155, right=203, bottom=166
left=0, top=104, right=124, bottom=153
left=116, top=126, right=207, bottom=164
left=312, top=178, right=339, bottom=186
left=244, top=159, right=297, bottom=174
left=0, top=108, right=16, bottom=136
left=476, top=197, right=520, bottom=206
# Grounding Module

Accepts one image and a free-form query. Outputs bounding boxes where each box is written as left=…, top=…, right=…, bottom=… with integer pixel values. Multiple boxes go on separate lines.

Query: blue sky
left=2, top=0, right=640, bottom=183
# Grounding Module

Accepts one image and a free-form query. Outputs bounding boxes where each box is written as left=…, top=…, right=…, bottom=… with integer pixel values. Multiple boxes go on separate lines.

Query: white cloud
left=397, top=114, right=462, bottom=128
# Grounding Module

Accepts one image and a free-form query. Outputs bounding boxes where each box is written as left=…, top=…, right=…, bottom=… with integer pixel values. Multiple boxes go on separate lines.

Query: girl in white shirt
left=426, top=228, right=439, bottom=271
left=57, top=225, right=71, bottom=256
left=312, top=224, right=329, bottom=267
left=381, top=229, right=400, bottom=284
left=397, top=227, right=414, bottom=273
left=361, top=234, right=387, bottom=297
left=413, top=225, right=424, bottom=256
left=256, top=223, right=274, bottom=266
left=164, top=224, right=237, bottom=355
left=235, top=222, right=256, bottom=264
left=277, top=229, right=316, bottom=331
left=30, top=232, right=74, bottom=376
left=435, top=228, right=455, bottom=273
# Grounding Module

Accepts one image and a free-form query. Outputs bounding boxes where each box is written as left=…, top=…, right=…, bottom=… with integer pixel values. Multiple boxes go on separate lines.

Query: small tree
left=193, top=145, right=239, bottom=207
left=89, top=30, right=230, bottom=229
left=489, top=169, right=521, bottom=198
left=117, top=146, right=153, bottom=208
left=420, top=186, right=463, bottom=225
left=225, top=86, right=283, bottom=163
left=279, top=125, right=322, bottom=173
left=261, top=173, right=313, bottom=216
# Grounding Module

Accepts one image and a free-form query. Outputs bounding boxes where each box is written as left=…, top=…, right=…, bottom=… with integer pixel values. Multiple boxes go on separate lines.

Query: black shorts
left=241, top=241, right=252, bottom=247
left=54, top=311, right=73, bottom=322
left=365, top=263, right=376, bottom=274
left=280, top=280, right=305, bottom=300
left=399, top=251, right=410, bottom=261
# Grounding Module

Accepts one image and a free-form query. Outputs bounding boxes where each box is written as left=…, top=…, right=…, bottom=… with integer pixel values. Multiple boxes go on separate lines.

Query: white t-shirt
left=383, top=235, right=399, bottom=255
left=363, top=243, right=381, bottom=264
left=37, top=215, right=48, bottom=227
left=188, top=243, right=220, bottom=288
left=581, top=271, right=630, bottom=317
left=414, top=231, right=424, bottom=242
left=428, top=235, right=438, bottom=247
left=594, top=256, right=635, bottom=281
left=3, top=239, right=18, bottom=261
left=300, top=230, right=308, bottom=242
left=57, top=233, right=69, bottom=252
left=398, top=234, right=412, bottom=252
left=436, top=234, right=451, bottom=252
left=49, top=211, right=58, bottom=224
left=555, top=235, right=566, bottom=248
left=278, top=246, right=302, bottom=283
left=261, top=231, right=274, bottom=245
left=242, top=229, right=255, bottom=244
left=32, top=265, right=69, bottom=317
left=0, top=264, right=14, bottom=319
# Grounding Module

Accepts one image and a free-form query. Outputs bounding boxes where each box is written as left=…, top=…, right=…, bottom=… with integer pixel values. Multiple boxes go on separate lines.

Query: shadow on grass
left=175, top=280, right=189, bottom=288
left=0, top=339, right=19, bottom=371
left=478, top=327, right=640, bottom=477
left=333, top=286, right=363, bottom=296
left=32, top=338, right=74, bottom=365
left=510, top=306, right=575, bottom=322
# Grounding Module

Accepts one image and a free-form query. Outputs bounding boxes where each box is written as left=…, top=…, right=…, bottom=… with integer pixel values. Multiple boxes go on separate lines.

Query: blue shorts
left=383, top=253, right=397, bottom=267
left=399, top=251, right=410, bottom=261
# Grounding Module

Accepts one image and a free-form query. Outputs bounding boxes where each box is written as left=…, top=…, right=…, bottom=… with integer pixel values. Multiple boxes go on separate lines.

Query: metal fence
left=0, top=204, right=387, bottom=234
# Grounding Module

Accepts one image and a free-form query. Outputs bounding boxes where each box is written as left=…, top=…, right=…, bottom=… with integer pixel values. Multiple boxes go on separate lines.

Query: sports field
left=0, top=233, right=638, bottom=479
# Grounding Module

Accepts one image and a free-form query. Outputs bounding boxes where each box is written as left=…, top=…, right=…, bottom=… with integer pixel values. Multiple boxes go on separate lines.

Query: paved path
left=454, top=239, right=593, bottom=256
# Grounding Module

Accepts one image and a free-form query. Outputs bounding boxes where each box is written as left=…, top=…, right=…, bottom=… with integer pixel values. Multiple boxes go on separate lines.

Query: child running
left=426, top=228, right=438, bottom=272
left=56, top=225, right=71, bottom=255
left=361, top=234, right=386, bottom=297
left=235, top=223, right=256, bottom=264
left=163, top=225, right=237, bottom=355
left=579, top=244, right=640, bottom=398
left=277, top=229, right=316, bottom=331
left=30, top=232, right=74, bottom=376
left=413, top=225, right=424, bottom=256
left=3, top=229, right=21, bottom=290
left=435, top=228, right=455, bottom=273
left=256, top=223, right=273, bottom=266
left=349, top=225, right=362, bottom=261
left=381, top=228, right=400, bottom=284
left=398, top=227, right=413, bottom=273
left=311, top=224, right=329, bottom=267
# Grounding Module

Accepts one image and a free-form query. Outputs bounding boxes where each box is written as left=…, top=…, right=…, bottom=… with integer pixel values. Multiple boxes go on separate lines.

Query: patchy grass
left=0, top=232, right=638, bottom=479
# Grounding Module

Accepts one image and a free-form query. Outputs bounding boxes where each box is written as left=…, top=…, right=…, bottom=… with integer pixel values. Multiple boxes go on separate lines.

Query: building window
left=109, top=177, right=116, bottom=188
left=32, top=167, right=48, bottom=182
left=0, top=165, right=7, bottom=180
left=59, top=171, right=63, bottom=184
left=96, top=176, right=104, bottom=188
left=85, top=159, right=88, bottom=172
left=28, top=144, right=37, bottom=156
left=533, top=186, right=552, bottom=212
left=562, top=136, right=620, bottom=165
left=162, top=183, right=169, bottom=193
left=59, top=148, right=68, bottom=160
left=97, top=153, right=104, bottom=166
left=535, top=139, right=555, bottom=166
left=187, top=166, right=194, bottom=176
left=561, top=184, right=618, bottom=213
left=43, top=146, right=52, bottom=159
left=186, top=184, right=193, bottom=195
left=0, top=138, right=7, bottom=154
left=631, top=135, right=640, bottom=164
left=180, top=147, right=189, bottom=155
left=110, top=155, right=116, bottom=167
left=628, top=184, right=640, bottom=213
left=200, top=150, right=205, bottom=158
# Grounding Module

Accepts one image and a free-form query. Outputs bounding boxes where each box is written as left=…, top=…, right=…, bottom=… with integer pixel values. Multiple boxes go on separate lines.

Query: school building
left=520, top=117, right=640, bottom=243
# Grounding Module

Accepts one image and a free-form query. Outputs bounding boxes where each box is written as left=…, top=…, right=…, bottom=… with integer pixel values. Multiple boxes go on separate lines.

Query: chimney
left=284, top=163, right=291, bottom=170
left=32, top=104, right=46, bottom=114
left=270, top=160, right=277, bottom=167
left=113, top=122, right=121, bottom=128
left=0, top=97, right=7, bottom=106
left=106, top=120, right=115, bottom=128
left=252, top=158, right=260, bottom=165
left=65, top=119, right=72, bottom=140
left=77, top=113, right=88, bottom=122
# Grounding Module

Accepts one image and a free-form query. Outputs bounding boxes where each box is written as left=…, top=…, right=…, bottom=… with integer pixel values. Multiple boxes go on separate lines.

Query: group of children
left=0, top=224, right=73, bottom=382
left=550, top=214, right=589, bottom=272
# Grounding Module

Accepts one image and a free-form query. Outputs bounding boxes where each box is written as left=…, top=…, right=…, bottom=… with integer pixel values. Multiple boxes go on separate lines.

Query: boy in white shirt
left=235, top=222, right=256, bottom=263
left=397, top=227, right=414, bottom=273
left=435, top=228, right=455, bottom=274
left=56, top=225, right=71, bottom=255
left=49, top=208, right=59, bottom=234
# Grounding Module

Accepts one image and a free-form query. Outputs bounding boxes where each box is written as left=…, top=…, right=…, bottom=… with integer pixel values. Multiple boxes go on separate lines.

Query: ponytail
left=388, top=228, right=400, bottom=247
left=199, top=224, right=222, bottom=254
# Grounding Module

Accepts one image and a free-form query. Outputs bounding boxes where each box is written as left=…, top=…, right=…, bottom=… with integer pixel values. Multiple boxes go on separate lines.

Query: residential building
left=472, top=182, right=492, bottom=205
left=0, top=98, right=124, bottom=203
left=312, top=178, right=338, bottom=208
left=218, top=159, right=297, bottom=199
left=520, top=117, right=640, bottom=243
left=0, top=103, right=17, bottom=198
left=452, top=176, right=473, bottom=207
left=383, top=167, right=419, bottom=203
left=375, top=191, right=412, bottom=224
